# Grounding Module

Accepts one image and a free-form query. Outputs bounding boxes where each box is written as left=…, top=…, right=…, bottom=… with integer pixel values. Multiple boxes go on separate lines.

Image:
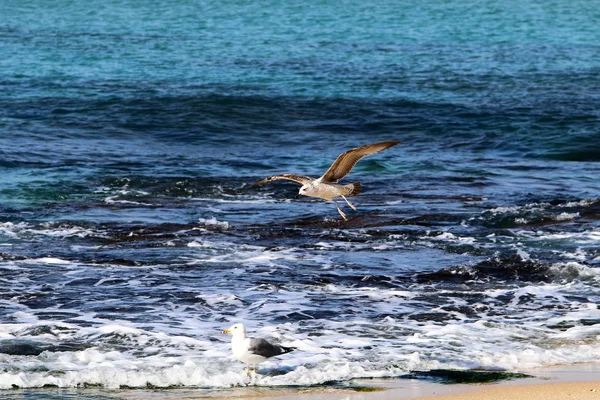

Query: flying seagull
left=223, top=323, right=295, bottom=375
left=252, top=140, right=400, bottom=220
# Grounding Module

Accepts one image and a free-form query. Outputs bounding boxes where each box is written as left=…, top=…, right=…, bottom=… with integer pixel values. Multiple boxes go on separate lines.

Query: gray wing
left=251, top=174, right=313, bottom=187
left=319, top=141, right=401, bottom=183
left=247, top=338, right=294, bottom=358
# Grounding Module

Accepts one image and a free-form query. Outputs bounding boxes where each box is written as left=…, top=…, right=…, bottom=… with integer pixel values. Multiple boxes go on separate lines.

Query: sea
left=1, top=0, right=600, bottom=396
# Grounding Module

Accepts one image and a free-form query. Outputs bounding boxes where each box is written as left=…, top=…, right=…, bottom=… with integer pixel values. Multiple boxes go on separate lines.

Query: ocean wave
left=2, top=305, right=600, bottom=389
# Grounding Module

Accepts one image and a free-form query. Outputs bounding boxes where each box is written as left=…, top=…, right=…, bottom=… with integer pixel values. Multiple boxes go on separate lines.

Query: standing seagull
left=223, top=323, right=295, bottom=375
left=252, top=141, right=400, bottom=220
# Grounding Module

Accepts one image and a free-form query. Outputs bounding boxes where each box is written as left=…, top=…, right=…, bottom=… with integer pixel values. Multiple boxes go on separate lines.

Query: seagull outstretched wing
left=319, top=140, right=400, bottom=183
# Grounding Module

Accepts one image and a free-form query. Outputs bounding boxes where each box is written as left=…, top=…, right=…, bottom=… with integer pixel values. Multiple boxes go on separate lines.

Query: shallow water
left=1, top=0, right=600, bottom=393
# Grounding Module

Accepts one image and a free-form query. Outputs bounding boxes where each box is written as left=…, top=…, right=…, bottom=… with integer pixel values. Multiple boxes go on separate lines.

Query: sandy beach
left=368, top=363, right=600, bottom=400
left=260, top=363, right=600, bottom=400
left=416, top=382, right=600, bottom=400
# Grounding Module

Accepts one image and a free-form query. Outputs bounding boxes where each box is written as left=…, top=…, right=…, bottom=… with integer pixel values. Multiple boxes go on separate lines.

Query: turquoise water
left=3, top=0, right=600, bottom=98
left=1, top=0, right=600, bottom=394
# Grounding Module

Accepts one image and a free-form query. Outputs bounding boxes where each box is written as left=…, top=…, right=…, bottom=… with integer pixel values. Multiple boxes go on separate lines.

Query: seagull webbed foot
left=332, top=200, right=348, bottom=220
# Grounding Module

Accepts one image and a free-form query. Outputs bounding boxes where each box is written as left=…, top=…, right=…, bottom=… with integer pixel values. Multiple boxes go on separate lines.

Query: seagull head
left=296, top=184, right=309, bottom=199
left=223, top=323, right=246, bottom=337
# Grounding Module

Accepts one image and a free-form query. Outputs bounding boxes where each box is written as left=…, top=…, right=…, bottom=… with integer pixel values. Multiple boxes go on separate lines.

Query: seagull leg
left=341, top=195, right=357, bottom=211
left=254, top=365, right=258, bottom=375
left=332, top=200, right=347, bottom=220
left=245, top=365, right=251, bottom=376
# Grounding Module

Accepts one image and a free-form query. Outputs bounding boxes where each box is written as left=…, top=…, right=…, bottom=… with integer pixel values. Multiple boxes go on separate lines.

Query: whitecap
left=198, top=217, right=230, bottom=229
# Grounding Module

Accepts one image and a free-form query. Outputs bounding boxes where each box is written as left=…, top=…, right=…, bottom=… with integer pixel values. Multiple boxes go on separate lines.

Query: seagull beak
left=222, top=329, right=231, bottom=334
left=295, top=194, right=300, bottom=199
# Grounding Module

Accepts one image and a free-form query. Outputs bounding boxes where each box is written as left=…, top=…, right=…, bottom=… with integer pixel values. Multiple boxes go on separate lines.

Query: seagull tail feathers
left=347, top=182, right=362, bottom=197
left=278, top=345, right=296, bottom=354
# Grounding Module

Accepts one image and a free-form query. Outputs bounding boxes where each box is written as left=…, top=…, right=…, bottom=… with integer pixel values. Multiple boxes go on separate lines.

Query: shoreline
left=408, top=362, right=600, bottom=400
left=246, top=362, right=600, bottom=400
left=17, top=362, right=594, bottom=400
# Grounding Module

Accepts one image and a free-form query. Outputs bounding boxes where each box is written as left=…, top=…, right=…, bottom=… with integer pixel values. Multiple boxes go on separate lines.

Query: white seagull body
left=223, top=323, right=294, bottom=375
left=252, top=141, right=400, bottom=220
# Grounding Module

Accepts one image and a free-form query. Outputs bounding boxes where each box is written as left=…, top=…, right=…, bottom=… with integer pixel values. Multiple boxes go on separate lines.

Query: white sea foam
left=2, top=306, right=600, bottom=390
left=193, top=196, right=282, bottom=204
left=486, top=200, right=582, bottom=215
left=198, top=217, right=230, bottom=229
left=104, top=196, right=152, bottom=205
left=2, top=207, right=600, bottom=391
left=0, top=221, right=100, bottom=239
left=184, top=241, right=322, bottom=267
left=93, top=186, right=153, bottom=206
left=0, top=222, right=26, bottom=237
left=2, top=273, right=600, bottom=390
left=549, top=262, right=600, bottom=281
left=558, top=199, right=597, bottom=208
left=482, top=201, right=588, bottom=224
left=431, top=232, right=476, bottom=244
left=27, top=257, right=72, bottom=265
left=516, top=228, right=600, bottom=243
left=487, top=205, right=521, bottom=214
left=515, top=247, right=531, bottom=261
left=554, top=212, right=580, bottom=221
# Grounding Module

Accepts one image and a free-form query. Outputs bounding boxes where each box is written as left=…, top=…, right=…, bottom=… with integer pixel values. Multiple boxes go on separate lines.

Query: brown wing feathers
left=320, top=140, right=400, bottom=183
left=252, top=141, right=400, bottom=188
left=252, top=174, right=313, bottom=187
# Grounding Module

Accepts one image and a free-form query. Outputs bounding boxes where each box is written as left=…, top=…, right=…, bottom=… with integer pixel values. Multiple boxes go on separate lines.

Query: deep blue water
left=1, top=0, right=600, bottom=393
